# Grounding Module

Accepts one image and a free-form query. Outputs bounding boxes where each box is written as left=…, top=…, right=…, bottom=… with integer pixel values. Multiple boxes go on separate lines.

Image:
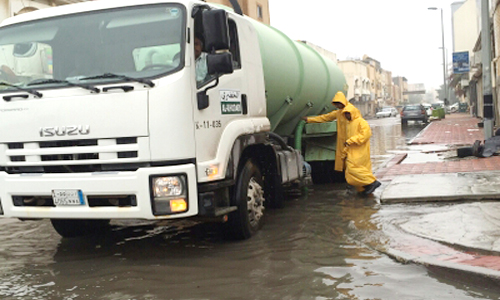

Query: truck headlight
left=153, top=176, right=184, bottom=197
left=151, top=175, right=188, bottom=215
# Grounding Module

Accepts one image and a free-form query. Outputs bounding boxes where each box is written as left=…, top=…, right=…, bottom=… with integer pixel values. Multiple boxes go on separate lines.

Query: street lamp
left=428, top=7, right=448, bottom=105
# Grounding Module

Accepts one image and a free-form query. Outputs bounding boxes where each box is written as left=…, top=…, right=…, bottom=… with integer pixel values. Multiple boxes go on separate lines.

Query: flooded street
left=1, top=117, right=500, bottom=299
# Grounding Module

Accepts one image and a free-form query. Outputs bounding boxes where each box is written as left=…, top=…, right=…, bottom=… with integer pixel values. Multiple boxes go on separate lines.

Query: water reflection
left=369, top=118, right=407, bottom=171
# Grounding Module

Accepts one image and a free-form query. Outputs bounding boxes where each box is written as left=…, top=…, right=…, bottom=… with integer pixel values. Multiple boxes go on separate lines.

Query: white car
left=449, top=102, right=459, bottom=113
left=376, top=107, right=398, bottom=118
left=422, top=104, right=433, bottom=117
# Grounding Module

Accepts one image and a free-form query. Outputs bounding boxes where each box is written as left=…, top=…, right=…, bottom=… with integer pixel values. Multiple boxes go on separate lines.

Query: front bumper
left=0, top=164, right=198, bottom=220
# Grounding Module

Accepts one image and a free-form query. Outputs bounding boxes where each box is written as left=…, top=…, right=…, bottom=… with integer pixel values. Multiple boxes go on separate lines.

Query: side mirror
left=202, top=10, right=230, bottom=51
left=207, top=52, right=233, bottom=75
left=13, top=42, right=37, bottom=57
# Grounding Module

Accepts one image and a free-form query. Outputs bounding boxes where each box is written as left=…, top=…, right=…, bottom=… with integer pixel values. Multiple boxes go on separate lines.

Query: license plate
left=52, top=190, right=85, bottom=206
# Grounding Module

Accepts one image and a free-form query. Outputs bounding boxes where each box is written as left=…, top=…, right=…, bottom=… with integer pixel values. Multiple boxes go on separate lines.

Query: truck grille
left=3, top=137, right=144, bottom=173
left=12, top=195, right=137, bottom=207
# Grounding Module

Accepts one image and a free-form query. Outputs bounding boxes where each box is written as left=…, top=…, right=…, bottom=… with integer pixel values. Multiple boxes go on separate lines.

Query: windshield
left=0, top=4, right=185, bottom=93
left=404, top=106, right=421, bottom=111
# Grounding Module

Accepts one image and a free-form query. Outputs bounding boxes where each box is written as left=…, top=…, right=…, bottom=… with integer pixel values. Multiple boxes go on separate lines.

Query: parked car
left=449, top=102, right=459, bottom=113
left=376, top=107, right=398, bottom=118
left=401, top=104, right=428, bottom=126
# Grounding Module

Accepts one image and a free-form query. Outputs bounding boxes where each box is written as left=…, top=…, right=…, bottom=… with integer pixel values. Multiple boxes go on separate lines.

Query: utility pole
left=428, top=7, right=448, bottom=106
left=439, top=8, right=448, bottom=106
left=482, top=0, right=494, bottom=139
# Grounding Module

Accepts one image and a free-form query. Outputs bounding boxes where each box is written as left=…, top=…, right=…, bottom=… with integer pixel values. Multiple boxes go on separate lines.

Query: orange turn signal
left=170, top=199, right=187, bottom=212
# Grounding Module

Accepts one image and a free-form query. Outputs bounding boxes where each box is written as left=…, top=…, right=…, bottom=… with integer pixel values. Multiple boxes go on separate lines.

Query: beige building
left=381, top=69, right=395, bottom=105
left=450, top=0, right=481, bottom=116
left=393, top=76, right=409, bottom=104
left=207, top=0, right=270, bottom=24
left=0, top=0, right=86, bottom=20
left=392, top=84, right=402, bottom=104
left=363, top=55, right=382, bottom=100
left=304, top=41, right=337, bottom=63
left=337, top=60, right=369, bottom=102
left=6, top=1, right=270, bottom=24
left=338, top=55, right=404, bottom=115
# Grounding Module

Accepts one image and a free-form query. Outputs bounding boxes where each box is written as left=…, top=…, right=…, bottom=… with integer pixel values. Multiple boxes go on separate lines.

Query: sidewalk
left=374, top=113, right=500, bottom=281
left=375, top=113, right=500, bottom=181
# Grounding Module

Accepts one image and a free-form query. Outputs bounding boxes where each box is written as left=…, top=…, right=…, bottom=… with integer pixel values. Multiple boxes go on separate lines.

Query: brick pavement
left=376, top=113, right=500, bottom=181
left=410, top=113, right=484, bottom=145
left=388, top=232, right=500, bottom=273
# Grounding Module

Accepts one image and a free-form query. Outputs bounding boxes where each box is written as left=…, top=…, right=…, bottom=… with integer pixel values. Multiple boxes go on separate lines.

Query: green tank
left=249, top=19, right=347, bottom=136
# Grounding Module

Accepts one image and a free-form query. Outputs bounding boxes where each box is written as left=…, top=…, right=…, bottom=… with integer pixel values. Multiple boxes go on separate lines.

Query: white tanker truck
left=0, top=0, right=347, bottom=239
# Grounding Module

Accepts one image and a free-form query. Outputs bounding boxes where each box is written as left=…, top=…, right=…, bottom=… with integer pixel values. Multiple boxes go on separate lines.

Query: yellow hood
left=343, top=103, right=362, bottom=120
left=332, top=92, right=348, bottom=107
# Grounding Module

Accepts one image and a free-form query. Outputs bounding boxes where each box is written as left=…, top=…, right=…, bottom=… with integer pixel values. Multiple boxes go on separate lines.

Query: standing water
left=0, top=118, right=499, bottom=299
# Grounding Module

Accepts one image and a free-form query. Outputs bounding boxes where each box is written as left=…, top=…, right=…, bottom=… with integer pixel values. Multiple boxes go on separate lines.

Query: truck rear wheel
left=51, top=219, right=110, bottom=238
left=225, top=159, right=265, bottom=240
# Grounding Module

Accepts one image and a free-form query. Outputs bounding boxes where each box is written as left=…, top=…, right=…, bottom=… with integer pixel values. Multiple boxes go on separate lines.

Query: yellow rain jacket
left=306, top=92, right=360, bottom=171
left=342, top=105, right=377, bottom=192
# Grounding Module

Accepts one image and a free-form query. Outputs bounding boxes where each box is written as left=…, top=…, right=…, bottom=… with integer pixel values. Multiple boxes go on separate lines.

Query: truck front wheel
left=225, top=159, right=265, bottom=240
left=51, top=219, right=110, bottom=238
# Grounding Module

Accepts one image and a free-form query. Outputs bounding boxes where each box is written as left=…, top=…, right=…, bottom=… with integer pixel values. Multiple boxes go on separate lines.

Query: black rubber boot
left=363, top=180, right=381, bottom=195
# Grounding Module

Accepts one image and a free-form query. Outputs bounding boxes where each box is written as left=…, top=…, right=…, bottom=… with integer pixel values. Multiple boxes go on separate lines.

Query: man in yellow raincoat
left=341, top=105, right=381, bottom=195
left=302, top=91, right=359, bottom=173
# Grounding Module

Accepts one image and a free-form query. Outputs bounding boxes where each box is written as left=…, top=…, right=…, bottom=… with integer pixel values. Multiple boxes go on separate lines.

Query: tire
left=401, top=119, right=408, bottom=127
left=51, top=219, right=110, bottom=238
left=225, top=159, right=265, bottom=240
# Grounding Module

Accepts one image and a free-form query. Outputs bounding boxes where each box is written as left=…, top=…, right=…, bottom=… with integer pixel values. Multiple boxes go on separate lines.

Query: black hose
left=268, top=132, right=293, bottom=151
left=228, top=0, right=243, bottom=15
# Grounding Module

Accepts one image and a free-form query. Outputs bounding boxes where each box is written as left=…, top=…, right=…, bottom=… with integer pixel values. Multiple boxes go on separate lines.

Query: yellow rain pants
left=341, top=105, right=377, bottom=192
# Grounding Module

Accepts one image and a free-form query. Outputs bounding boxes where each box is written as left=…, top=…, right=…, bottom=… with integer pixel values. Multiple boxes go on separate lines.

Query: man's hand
left=301, top=116, right=308, bottom=122
left=340, top=147, right=348, bottom=160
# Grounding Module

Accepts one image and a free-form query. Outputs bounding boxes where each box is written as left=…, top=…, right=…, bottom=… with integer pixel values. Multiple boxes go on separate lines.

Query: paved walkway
left=410, top=113, right=484, bottom=145
left=375, top=113, right=500, bottom=181
left=374, top=113, right=500, bottom=282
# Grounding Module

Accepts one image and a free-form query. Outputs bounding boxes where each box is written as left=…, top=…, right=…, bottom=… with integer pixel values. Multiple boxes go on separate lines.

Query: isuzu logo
left=39, top=125, right=90, bottom=137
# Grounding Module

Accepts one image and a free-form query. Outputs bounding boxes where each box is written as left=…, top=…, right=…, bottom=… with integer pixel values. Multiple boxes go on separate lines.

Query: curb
left=408, top=122, right=434, bottom=145
left=374, top=153, right=407, bottom=180
left=383, top=248, right=500, bottom=283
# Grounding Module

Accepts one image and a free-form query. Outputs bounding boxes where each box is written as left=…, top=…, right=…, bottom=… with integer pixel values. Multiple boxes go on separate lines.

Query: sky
left=268, top=0, right=462, bottom=91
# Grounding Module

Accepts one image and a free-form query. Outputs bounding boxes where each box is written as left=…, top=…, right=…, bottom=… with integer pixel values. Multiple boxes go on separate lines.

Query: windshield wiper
left=81, top=73, right=155, bottom=88
left=27, top=79, right=100, bottom=93
left=0, top=81, right=42, bottom=98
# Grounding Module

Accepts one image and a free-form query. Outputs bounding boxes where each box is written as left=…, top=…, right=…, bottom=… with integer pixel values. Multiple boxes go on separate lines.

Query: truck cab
left=0, top=0, right=304, bottom=239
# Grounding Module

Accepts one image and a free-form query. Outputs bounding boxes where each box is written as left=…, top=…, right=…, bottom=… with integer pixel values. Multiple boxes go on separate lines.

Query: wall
left=453, top=0, right=479, bottom=52
left=337, top=60, right=369, bottom=101
left=207, top=0, right=270, bottom=24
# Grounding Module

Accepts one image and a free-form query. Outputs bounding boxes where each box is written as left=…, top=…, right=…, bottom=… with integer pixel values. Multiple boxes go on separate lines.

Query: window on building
left=257, top=4, right=263, bottom=19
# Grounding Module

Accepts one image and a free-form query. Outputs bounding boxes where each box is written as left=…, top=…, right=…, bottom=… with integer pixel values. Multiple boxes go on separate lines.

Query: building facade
left=206, top=0, right=270, bottom=24
left=0, top=0, right=89, bottom=20
left=337, top=60, right=369, bottom=102
left=451, top=0, right=482, bottom=116
left=392, top=76, right=409, bottom=104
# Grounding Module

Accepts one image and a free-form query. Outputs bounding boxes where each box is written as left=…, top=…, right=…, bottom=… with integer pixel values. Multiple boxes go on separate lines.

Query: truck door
left=192, top=14, right=246, bottom=182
